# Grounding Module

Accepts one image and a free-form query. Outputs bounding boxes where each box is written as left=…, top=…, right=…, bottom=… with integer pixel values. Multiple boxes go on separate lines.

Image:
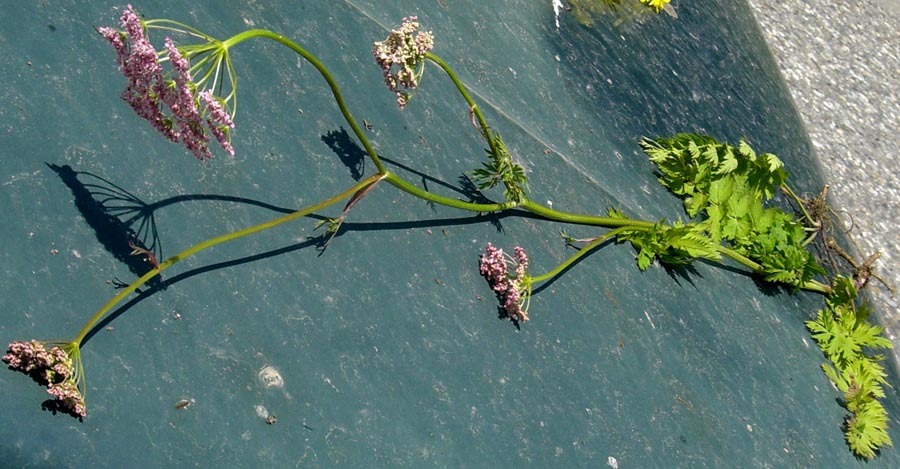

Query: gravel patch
left=746, top=0, right=900, bottom=363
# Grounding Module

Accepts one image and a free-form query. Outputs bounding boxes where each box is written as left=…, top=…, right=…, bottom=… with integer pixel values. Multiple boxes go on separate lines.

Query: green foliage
left=633, top=134, right=892, bottom=458
left=806, top=276, right=893, bottom=459
left=846, top=400, right=892, bottom=460
left=616, top=219, right=719, bottom=271
left=809, top=306, right=890, bottom=371
left=637, top=134, right=822, bottom=288
left=607, top=207, right=628, bottom=219
left=313, top=217, right=341, bottom=234
left=469, top=131, right=528, bottom=203
left=641, top=134, right=786, bottom=214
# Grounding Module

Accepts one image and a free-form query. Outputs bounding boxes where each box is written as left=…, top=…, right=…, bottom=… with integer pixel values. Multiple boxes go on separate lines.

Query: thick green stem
left=381, top=171, right=663, bottom=228
left=73, top=175, right=383, bottom=345
left=795, top=279, right=830, bottom=294
left=222, top=29, right=386, bottom=174
left=382, top=172, right=514, bottom=212
left=520, top=198, right=655, bottom=228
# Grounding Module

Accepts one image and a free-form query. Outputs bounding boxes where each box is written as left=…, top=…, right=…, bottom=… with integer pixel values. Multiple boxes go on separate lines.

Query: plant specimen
left=3, top=5, right=892, bottom=459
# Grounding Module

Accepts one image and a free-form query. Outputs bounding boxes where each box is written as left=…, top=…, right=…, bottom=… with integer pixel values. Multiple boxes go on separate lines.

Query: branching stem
left=73, top=174, right=382, bottom=345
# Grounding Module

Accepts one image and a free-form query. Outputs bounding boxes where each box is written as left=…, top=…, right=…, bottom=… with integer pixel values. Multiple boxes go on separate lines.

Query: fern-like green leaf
left=607, top=207, right=627, bottom=219
left=738, top=139, right=756, bottom=160
left=846, top=400, right=892, bottom=459
left=715, top=144, right=738, bottom=175
left=636, top=250, right=653, bottom=271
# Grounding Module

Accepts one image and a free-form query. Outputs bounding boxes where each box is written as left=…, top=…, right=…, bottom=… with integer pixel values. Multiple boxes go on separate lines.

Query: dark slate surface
left=1, top=1, right=897, bottom=466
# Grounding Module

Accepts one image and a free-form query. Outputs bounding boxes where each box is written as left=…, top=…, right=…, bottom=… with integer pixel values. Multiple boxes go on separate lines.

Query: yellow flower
left=641, top=0, right=671, bottom=13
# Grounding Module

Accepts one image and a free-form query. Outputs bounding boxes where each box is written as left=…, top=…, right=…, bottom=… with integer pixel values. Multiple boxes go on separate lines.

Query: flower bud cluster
left=98, top=4, right=235, bottom=159
left=479, top=243, right=531, bottom=323
left=3, top=340, right=86, bottom=418
left=373, top=16, right=435, bottom=109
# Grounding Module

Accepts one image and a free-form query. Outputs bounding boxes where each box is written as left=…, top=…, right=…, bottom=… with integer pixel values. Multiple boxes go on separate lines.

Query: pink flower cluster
left=373, top=16, right=435, bottom=109
left=479, top=243, right=531, bottom=323
left=97, top=5, right=234, bottom=159
left=3, top=340, right=86, bottom=418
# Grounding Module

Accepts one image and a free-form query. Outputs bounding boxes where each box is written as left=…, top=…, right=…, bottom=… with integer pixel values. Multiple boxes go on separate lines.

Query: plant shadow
left=48, top=163, right=162, bottom=289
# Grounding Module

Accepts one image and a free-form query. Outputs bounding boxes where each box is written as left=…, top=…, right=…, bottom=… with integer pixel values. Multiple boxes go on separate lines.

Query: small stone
left=258, top=365, right=284, bottom=388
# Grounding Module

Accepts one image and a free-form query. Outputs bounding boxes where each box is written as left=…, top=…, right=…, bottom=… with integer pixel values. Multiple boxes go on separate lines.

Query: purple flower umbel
left=4, top=340, right=86, bottom=418
left=98, top=5, right=236, bottom=160
left=373, top=16, right=435, bottom=109
left=479, top=243, right=532, bottom=323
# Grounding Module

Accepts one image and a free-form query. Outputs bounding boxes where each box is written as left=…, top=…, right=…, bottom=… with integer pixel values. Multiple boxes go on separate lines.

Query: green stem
left=426, top=53, right=497, bottom=153
left=524, top=218, right=829, bottom=294
left=73, top=175, right=383, bottom=345
left=713, top=245, right=829, bottom=294
left=715, top=245, right=761, bottom=271
left=520, top=198, right=656, bottom=228
left=381, top=171, right=663, bottom=229
left=798, top=278, right=832, bottom=294
left=382, top=172, right=514, bottom=212
left=801, top=232, right=819, bottom=248
left=145, top=19, right=217, bottom=42
left=221, top=29, right=386, bottom=174
left=531, top=227, right=633, bottom=283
